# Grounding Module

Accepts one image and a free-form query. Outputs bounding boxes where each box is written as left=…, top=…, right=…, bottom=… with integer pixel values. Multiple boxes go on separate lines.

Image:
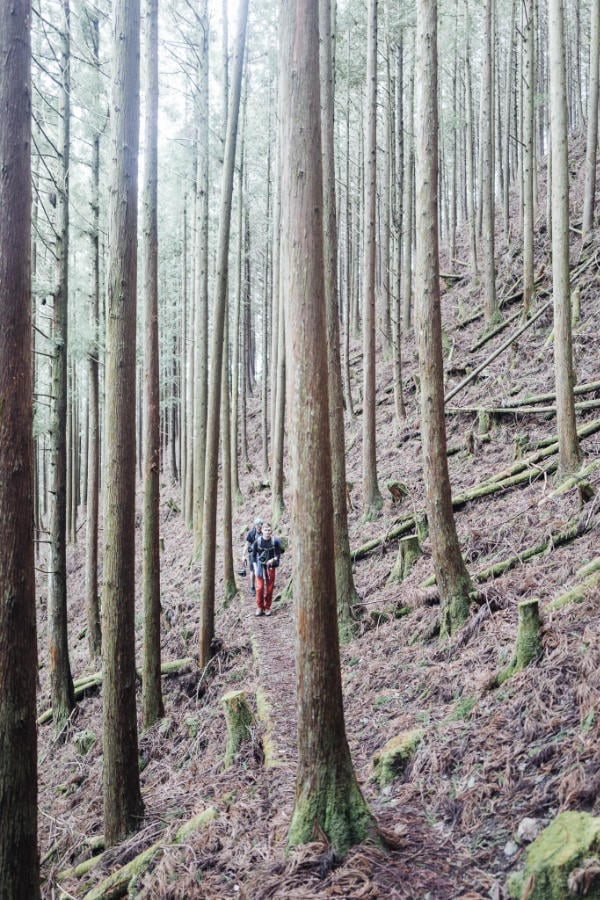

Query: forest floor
left=37, top=143, right=600, bottom=898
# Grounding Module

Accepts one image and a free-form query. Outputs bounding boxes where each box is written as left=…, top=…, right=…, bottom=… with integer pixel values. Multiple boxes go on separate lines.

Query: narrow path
left=244, top=583, right=298, bottom=768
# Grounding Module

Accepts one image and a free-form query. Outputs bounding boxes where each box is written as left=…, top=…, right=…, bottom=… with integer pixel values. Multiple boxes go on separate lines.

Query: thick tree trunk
left=102, top=0, right=144, bottom=844
left=481, top=0, right=498, bottom=323
left=0, top=0, right=40, bottom=892
left=415, top=0, right=473, bottom=636
left=281, top=0, right=374, bottom=854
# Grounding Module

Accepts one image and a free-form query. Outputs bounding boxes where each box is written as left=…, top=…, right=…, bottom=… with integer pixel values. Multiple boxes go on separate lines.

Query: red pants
left=256, top=567, right=276, bottom=610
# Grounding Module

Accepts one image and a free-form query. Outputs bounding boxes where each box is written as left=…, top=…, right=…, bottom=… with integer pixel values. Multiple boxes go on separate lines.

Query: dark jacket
left=251, top=535, right=281, bottom=577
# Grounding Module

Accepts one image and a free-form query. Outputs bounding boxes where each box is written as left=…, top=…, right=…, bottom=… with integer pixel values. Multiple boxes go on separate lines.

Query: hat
left=254, top=517, right=263, bottom=526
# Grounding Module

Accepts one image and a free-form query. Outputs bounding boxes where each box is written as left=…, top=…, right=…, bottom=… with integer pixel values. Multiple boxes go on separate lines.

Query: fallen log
left=446, top=398, right=600, bottom=418
left=444, top=299, right=552, bottom=404
left=80, top=807, right=217, bottom=900
left=38, top=657, right=195, bottom=726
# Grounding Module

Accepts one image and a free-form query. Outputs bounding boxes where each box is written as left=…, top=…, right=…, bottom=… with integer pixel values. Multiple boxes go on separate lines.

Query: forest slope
left=37, top=143, right=600, bottom=898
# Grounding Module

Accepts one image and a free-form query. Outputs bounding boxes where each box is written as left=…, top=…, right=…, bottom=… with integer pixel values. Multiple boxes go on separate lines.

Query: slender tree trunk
left=393, top=38, right=406, bottom=423
left=193, top=0, right=210, bottom=555
left=522, top=0, right=535, bottom=317
left=582, top=0, right=600, bottom=241
left=0, top=0, right=40, bottom=891
left=102, top=0, right=144, bottom=844
left=481, top=0, right=498, bottom=323
left=199, top=0, right=248, bottom=668
left=415, top=0, right=473, bottom=636
left=503, top=0, right=517, bottom=242
left=320, top=0, right=359, bottom=632
left=86, top=37, right=102, bottom=658
left=142, top=0, right=164, bottom=729
left=222, top=315, right=237, bottom=602
left=402, top=56, right=415, bottom=331
left=548, top=0, right=580, bottom=477
left=281, top=0, right=374, bottom=854
left=49, top=0, right=75, bottom=736
left=361, top=0, right=383, bottom=519
left=231, top=116, right=245, bottom=507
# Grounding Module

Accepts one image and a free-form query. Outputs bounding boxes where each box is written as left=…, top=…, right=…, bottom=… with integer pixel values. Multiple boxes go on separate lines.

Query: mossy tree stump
left=220, top=690, right=254, bottom=768
left=478, top=408, right=492, bottom=435
left=372, top=728, right=424, bottom=786
left=387, top=535, right=421, bottom=584
left=387, top=480, right=409, bottom=505
left=507, top=811, right=600, bottom=899
left=493, top=598, right=542, bottom=687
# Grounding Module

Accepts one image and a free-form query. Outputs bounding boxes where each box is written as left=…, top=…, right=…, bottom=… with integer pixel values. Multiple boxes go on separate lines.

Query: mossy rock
left=372, top=728, right=424, bottom=786
left=507, top=811, right=600, bottom=899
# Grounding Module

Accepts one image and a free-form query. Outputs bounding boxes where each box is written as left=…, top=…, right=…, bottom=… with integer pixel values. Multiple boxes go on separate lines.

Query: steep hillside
left=37, top=146, right=600, bottom=898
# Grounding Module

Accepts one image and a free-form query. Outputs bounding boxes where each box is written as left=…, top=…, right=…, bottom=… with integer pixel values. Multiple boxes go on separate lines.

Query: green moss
left=446, top=696, right=477, bottom=721
left=507, top=811, right=600, bottom=899
left=372, top=728, right=425, bottom=786
left=288, top=766, right=373, bottom=856
left=220, top=690, right=254, bottom=768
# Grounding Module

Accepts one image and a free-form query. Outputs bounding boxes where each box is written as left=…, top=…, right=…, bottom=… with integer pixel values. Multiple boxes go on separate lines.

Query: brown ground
left=38, top=138, right=600, bottom=898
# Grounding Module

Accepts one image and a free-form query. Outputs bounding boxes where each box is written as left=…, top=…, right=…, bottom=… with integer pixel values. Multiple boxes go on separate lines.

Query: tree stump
left=387, top=480, right=409, bottom=504
left=493, top=598, right=542, bottom=687
left=220, top=690, right=254, bottom=768
left=387, top=535, right=421, bottom=584
left=478, top=408, right=491, bottom=435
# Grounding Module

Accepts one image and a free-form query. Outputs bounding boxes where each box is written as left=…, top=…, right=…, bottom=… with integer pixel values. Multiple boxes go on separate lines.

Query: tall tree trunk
left=481, top=0, right=498, bottom=323
left=281, top=0, right=374, bottom=854
left=503, top=0, right=517, bottom=242
left=198, top=0, right=248, bottom=668
left=320, top=0, right=359, bottom=633
left=402, top=53, right=415, bottom=328
left=86, top=21, right=102, bottom=658
left=393, top=38, right=406, bottom=423
left=192, top=0, right=210, bottom=555
left=142, top=0, right=164, bottom=729
left=548, top=0, right=580, bottom=477
left=0, top=0, right=40, bottom=891
left=361, top=0, right=383, bottom=519
left=102, top=0, right=144, bottom=844
left=582, top=0, right=600, bottom=241
left=522, top=0, right=535, bottom=317
left=49, top=0, right=75, bottom=736
left=415, top=0, right=473, bottom=636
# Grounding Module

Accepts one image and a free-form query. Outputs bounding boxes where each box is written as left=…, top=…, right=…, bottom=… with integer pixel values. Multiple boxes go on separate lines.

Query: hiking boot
left=264, top=610, right=272, bottom=617
left=255, top=608, right=263, bottom=617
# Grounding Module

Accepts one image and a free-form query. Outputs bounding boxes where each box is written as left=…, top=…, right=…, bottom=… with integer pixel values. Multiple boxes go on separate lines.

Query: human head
left=262, top=522, right=272, bottom=538
left=254, top=517, right=263, bottom=531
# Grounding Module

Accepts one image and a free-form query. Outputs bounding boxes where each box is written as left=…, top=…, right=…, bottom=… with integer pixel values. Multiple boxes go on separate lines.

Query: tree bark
left=86, top=13, right=102, bottom=658
left=142, top=0, right=164, bottom=729
left=548, top=0, right=580, bottom=476
left=102, top=0, right=144, bottom=843
left=0, top=0, right=40, bottom=891
left=361, top=0, right=383, bottom=519
left=198, top=0, right=248, bottom=667
left=415, top=0, right=473, bottom=636
left=49, top=0, right=75, bottom=736
left=582, top=0, right=600, bottom=241
left=281, top=0, right=374, bottom=855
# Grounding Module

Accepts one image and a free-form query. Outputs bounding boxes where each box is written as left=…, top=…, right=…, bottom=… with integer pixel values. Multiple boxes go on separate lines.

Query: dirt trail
left=245, top=583, right=298, bottom=768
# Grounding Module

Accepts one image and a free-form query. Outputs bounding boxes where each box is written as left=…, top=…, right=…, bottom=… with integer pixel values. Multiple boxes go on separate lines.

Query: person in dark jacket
left=245, top=518, right=263, bottom=592
left=251, top=522, right=282, bottom=616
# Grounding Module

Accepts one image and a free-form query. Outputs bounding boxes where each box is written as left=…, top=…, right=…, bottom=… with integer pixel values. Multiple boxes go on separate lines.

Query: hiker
left=245, top=518, right=263, bottom=593
left=251, top=522, right=282, bottom=617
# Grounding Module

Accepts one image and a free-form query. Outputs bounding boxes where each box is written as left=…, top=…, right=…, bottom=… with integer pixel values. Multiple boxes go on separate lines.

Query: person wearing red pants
left=251, top=522, right=282, bottom=616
